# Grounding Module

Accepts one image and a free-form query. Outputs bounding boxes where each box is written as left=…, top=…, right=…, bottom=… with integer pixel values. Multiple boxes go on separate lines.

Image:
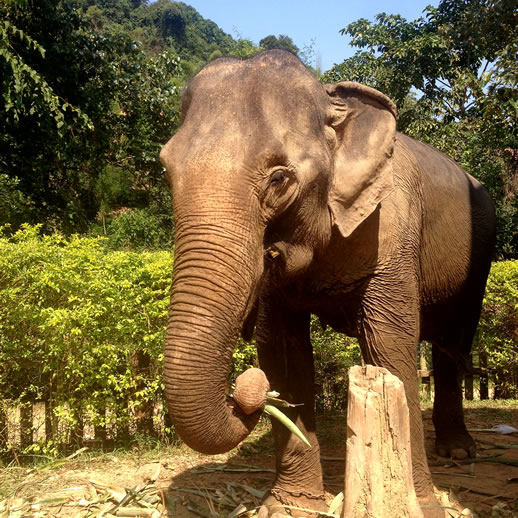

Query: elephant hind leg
left=431, top=336, right=476, bottom=459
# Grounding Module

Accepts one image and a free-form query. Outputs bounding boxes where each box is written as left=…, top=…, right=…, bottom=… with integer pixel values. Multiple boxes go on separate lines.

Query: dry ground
left=1, top=401, right=517, bottom=517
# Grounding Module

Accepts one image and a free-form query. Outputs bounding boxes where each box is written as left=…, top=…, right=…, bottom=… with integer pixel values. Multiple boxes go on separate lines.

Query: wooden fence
left=0, top=401, right=169, bottom=461
left=418, top=343, right=490, bottom=400
left=0, top=346, right=501, bottom=458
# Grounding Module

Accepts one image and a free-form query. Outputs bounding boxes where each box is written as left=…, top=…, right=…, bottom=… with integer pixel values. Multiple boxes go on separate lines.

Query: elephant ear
left=324, top=82, right=397, bottom=238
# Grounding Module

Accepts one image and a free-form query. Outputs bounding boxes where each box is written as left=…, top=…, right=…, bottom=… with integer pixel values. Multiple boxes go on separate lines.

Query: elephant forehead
left=162, top=63, right=328, bottom=192
left=185, top=63, right=323, bottom=133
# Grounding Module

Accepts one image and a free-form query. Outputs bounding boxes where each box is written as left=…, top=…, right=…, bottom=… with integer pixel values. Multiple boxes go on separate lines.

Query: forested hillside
left=0, top=0, right=265, bottom=248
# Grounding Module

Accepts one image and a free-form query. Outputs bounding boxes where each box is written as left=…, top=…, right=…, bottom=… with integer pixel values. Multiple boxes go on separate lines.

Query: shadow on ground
left=165, top=408, right=518, bottom=517
left=165, top=414, right=347, bottom=517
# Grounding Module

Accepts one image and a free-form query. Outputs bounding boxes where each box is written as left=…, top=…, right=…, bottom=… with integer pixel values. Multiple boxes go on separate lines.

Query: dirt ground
left=1, top=402, right=517, bottom=517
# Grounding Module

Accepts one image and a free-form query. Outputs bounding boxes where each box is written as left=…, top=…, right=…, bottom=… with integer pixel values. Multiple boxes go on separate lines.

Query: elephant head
left=160, top=50, right=396, bottom=454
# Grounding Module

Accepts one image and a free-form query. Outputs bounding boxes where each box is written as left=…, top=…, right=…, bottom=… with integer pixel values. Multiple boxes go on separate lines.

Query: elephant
left=159, top=50, right=496, bottom=516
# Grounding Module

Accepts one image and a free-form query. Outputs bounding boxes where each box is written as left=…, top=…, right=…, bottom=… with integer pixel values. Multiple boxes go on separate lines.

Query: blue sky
left=185, top=0, right=438, bottom=72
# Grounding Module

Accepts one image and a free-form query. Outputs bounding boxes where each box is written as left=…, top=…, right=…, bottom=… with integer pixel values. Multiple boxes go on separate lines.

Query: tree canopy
left=0, top=0, right=312, bottom=245
left=259, top=34, right=299, bottom=55
left=324, top=0, right=517, bottom=258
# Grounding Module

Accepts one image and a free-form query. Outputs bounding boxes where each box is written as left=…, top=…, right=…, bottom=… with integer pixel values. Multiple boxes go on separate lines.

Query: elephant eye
left=269, top=169, right=287, bottom=187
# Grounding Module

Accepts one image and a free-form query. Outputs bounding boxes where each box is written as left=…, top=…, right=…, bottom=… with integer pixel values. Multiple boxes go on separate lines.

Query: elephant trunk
left=164, top=219, right=268, bottom=454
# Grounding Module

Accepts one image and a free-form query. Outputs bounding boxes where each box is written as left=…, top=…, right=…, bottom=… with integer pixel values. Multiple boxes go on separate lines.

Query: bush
left=1, top=225, right=514, bottom=457
left=0, top=225, right=173, bottom=451
left=478, top=261, right=518, bottom=398
left=311, top=317, right=361, bottom=412
left=105, top=208, right=174, bottom=251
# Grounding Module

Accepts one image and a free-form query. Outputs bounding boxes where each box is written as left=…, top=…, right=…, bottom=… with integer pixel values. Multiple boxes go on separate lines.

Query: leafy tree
left=259, top=34, right=299, bottom=55
left=0, top=0, right=181, bottom=238
left=325, top=0, right=518, bottom=258
left=227, top=37, right=261, bottom=59
left=478, top=261, right=518, bottom=398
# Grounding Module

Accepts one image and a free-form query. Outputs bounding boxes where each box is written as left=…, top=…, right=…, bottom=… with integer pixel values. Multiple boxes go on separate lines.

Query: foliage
left=231, top=338, right=259, bottom=379
left=0, top=5, right=89, bottom=131
left=325, top=0, right=518, bottom=258
left=478, top=260, right=518, bottom=398
left=0, top=0, right=183, bottom=238
left=0, top=225, right=173, bottom=451
left=311, top=317, right=361, bottom=412
left=0, top=175, right=30, bottom=228
left=259, top=34, right=299, bottom=55
left=103, top=208, right=174, bottom=251
left=1, top=227, right=516, bottom=457
left=227, top=37, right=262, bottom=60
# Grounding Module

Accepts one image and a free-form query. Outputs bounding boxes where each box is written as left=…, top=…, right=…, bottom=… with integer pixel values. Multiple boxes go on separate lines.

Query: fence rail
left=0, top=400, right=169, bottom=461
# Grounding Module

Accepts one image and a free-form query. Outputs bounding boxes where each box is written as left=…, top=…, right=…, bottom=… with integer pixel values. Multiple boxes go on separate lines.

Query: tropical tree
left=325, top=0, right=517, bottom=258
left=259, top=34, right=299, bottom=55
left=0, top=0, right=182, bottom=239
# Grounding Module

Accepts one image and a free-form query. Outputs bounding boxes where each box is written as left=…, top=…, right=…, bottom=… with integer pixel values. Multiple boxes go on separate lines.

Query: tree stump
left=343, top=365, right=424, bottom=518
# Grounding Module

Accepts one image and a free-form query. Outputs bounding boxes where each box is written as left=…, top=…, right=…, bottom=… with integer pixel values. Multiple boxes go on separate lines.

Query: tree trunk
left=94, top=405, right=108, bottom=450
left=72, top=415, right=84, bottom=449
left=0, top=401, right=7, bottom=456
left=134, top=350, right=154, bottom=437
left=344, top=365, right=423, bottom=518
left=45, top=399, right=54, bottom=443
left=117, top=396, right=131, bottom=444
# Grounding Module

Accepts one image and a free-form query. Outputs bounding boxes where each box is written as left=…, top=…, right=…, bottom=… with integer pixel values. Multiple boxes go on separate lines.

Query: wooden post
left=344, top=365, right=423, bottom=518
left=464, top=355, right=474, bottom=400
left=419, top=343, right=431, bottom=399
left=479, top=351, right=489, bottom=400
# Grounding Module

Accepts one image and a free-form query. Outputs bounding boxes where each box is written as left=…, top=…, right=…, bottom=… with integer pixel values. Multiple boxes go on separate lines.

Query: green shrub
left=478, top=260, right=518, bottom=398
left=1, top=225, right=515, bottom=456
left=311, top=317, right=361, bottom=412
left=0, top=225, right=173, bottom=450
left=105, top=208, right=174, bottom=250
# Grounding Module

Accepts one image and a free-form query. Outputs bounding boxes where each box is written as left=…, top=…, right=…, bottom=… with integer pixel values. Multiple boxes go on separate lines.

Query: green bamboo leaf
left=264, top=404, right=311, bottom=447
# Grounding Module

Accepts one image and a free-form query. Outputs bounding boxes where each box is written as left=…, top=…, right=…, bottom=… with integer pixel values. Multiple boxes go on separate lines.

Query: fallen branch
left=190, top=463, right=275, bottom=474
left=477, top=439, right=518, bottom=450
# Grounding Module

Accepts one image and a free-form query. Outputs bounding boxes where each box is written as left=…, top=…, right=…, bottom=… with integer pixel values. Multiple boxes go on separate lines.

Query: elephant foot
left=257, top=487, right=328, bottom=517
left=435, top=429, right=476, bottom=459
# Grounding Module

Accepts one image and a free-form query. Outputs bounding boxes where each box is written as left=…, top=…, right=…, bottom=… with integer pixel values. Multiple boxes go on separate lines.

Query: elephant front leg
left=359, top=287, right=443, bottom=518
left=256, top=297, right=327, bottom=517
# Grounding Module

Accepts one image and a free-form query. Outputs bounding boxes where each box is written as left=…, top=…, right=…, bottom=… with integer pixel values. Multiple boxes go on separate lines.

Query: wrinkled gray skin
left=160, top=50, right=495, bottom=516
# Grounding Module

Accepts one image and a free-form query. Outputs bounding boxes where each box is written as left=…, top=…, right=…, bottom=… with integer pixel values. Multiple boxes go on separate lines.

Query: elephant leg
left=358, top=281, right=438, bottom=511
left=432, top=336, right=476, bottom=459
left=255, top=296, right=327, bottom=517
